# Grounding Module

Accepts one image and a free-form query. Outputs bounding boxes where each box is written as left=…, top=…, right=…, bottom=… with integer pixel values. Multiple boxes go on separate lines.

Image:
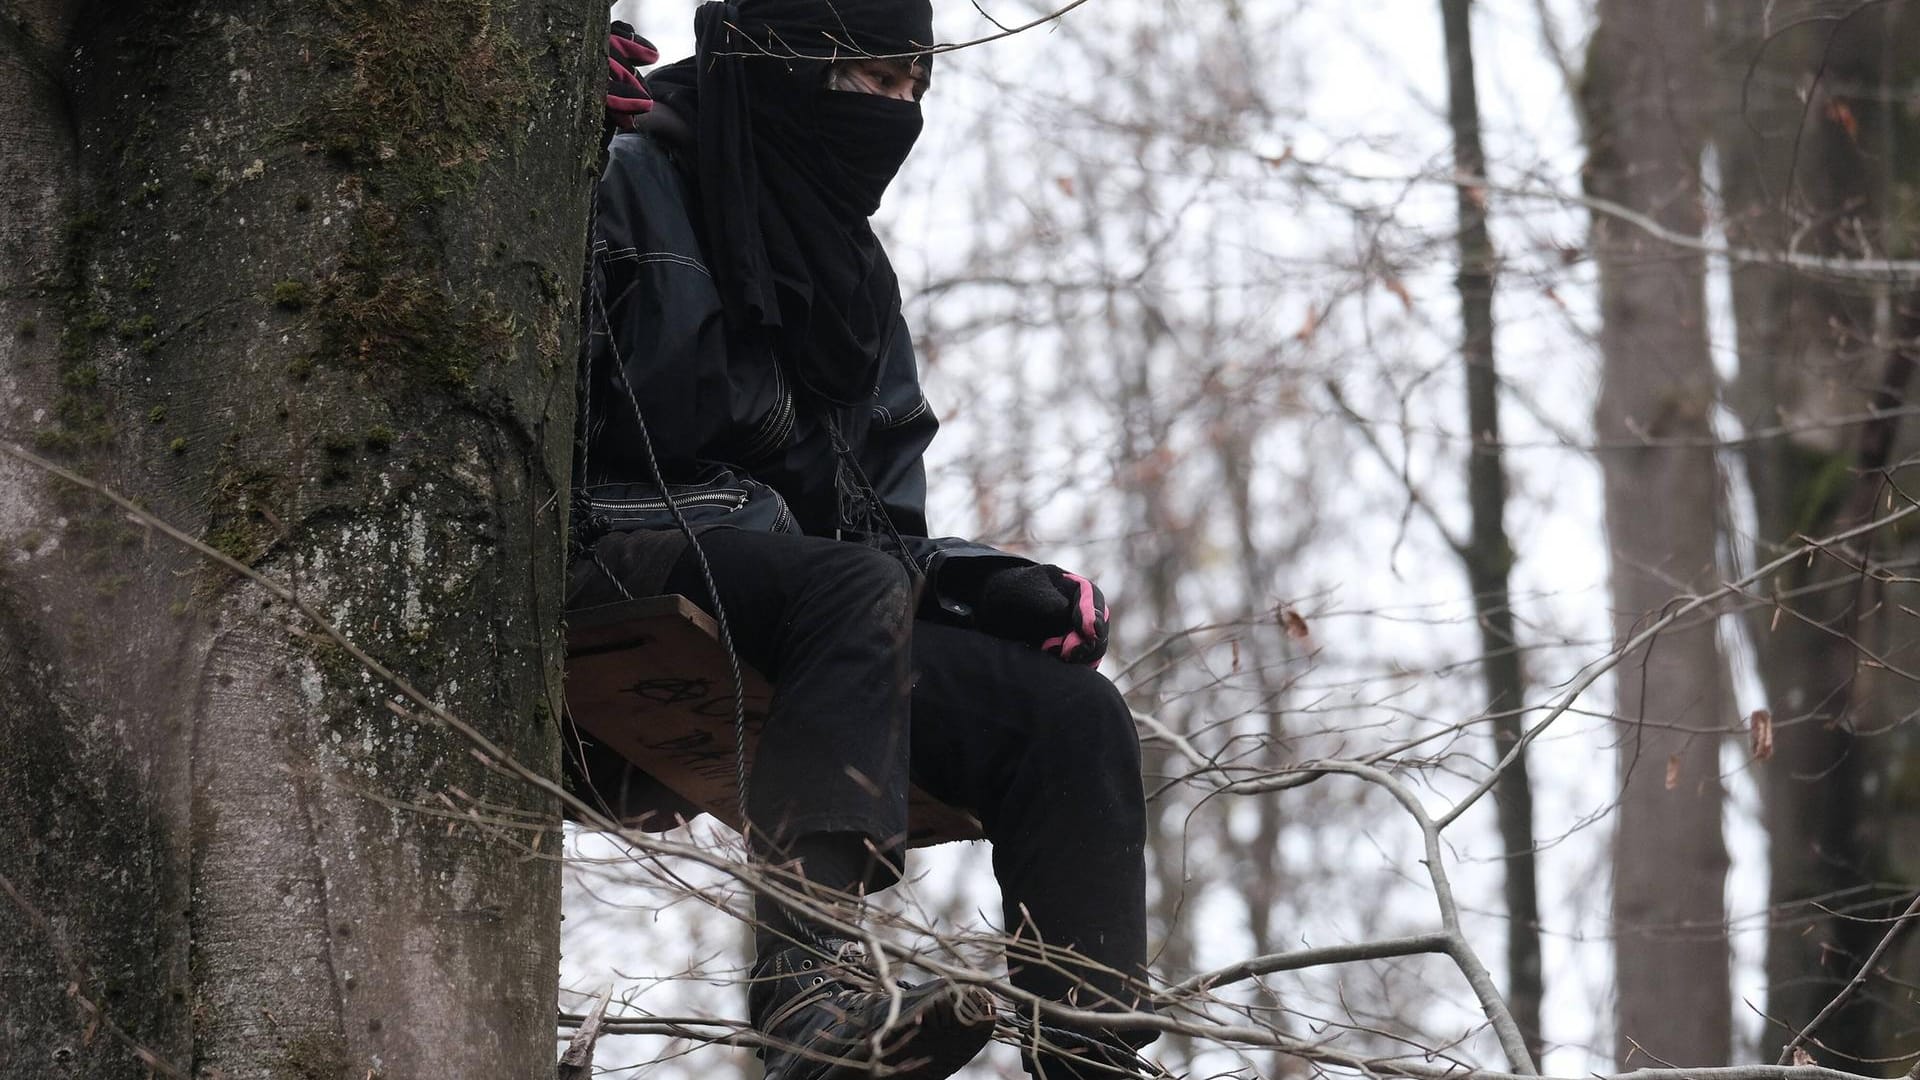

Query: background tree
left=1440, top=0, right=1545, bottom=1058
left=1712, top=0, right=1920, bottom=1060
left=1583, top=0, right=1735, bottom=1065
left=0, top=2, right=598, bottom=1075
left=1711, top=1, right=1920, bottom=1064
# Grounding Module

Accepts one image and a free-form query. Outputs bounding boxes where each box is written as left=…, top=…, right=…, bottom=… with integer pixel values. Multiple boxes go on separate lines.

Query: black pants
left=574, top=527, right=1152, bottom=1023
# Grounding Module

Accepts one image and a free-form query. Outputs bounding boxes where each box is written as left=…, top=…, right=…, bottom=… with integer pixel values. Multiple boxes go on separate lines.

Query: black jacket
left=578, top=127, right=1026, bottom=618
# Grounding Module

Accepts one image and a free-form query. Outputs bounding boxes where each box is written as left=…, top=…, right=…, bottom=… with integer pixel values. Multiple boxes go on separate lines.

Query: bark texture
left=1583, top=0, right=1733, bottom=1065
left=1711, top=3, right=1920, bottom=1065
left=1439, top=1, right=1542, bottom=1062
left=0, top=1, right=598, bottom=1076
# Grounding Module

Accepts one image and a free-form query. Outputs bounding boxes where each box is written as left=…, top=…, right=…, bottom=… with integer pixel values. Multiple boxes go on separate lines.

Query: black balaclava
left=646, top=1, right=934, bottom=405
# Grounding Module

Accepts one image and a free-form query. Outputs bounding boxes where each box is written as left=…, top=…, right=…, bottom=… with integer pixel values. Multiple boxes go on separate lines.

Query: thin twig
left=1489, top=177, right=1920, bottom=284
left=1434, top=502, right=1920, bottom=833
left=1270, top=149, right=1920, bottom=284
left=0, top=871, right=190, bottom=1077
left=1165, top=933, right=1454, bottom=998
left=1325, top=379, right=1469, bottom=555
left=1777, top=891, right=1920, bottom=1064
left=1314, top=761, right=1537, bottom=1074
left=713, top=0, right=1095, bottom=62
left=1131, top=708, right=1223, bottom=780
left=556, top=993, right=1894, bottom=1080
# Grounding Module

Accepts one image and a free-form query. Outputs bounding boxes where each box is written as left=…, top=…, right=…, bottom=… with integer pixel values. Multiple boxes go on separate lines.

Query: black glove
left=973, top=564, right=1110, bottom=667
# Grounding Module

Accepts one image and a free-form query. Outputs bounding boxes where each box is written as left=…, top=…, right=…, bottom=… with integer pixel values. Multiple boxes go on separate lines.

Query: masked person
left=569, top=5, right=1155, bottom=1078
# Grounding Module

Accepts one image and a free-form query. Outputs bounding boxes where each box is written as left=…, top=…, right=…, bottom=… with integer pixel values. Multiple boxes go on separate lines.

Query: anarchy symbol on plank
left=621, top=677, right=710, bottom=706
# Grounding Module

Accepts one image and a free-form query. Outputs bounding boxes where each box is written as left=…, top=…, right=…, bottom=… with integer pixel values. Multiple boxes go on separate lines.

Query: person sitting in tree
left=568, top=4, right=1156, bottom=1077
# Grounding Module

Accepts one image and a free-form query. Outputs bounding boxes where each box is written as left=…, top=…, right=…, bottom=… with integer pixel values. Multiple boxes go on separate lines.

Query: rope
left=585, top=180, right=757, bottom=839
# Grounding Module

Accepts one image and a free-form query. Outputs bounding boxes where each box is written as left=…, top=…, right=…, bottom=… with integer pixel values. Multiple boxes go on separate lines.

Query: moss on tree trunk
left=0, top=1, right=598, bottom=1075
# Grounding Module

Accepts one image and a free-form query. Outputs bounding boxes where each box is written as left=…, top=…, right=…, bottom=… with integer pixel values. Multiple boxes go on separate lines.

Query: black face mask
left=810, top=93, right=925, bottom=218
left=644, top=1, right=935, bottom=405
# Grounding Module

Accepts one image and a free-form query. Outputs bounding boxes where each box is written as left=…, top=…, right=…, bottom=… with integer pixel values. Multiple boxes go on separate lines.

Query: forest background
left=1, top=0, right=1915, bottom=1077
left=568, top=0, right=1920, bottom=1077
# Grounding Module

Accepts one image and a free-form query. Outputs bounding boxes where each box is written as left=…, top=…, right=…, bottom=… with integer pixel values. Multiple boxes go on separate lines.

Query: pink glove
left=1040, top=570, right=1110, bottom=669
left=606, top=22, right=659, bottom=132
left=976, top=564, right=1111, bottom=668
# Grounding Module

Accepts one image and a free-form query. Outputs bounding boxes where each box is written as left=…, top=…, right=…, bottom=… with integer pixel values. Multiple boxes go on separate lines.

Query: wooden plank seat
left=566, top=595, right=985, bottom=847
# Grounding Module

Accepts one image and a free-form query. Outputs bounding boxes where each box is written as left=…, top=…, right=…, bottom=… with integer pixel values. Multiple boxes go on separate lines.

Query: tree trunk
left=0, top=2, right=597, bottom=1076
left=1711, top=2, right=1920, bottom=1065
left=1582, top=0, right=1734, bottom=1065
left=1437, top=1, right=1543, bottom=1063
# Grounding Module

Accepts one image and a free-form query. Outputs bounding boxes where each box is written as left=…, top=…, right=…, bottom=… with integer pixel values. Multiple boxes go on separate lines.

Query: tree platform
left=565, top=596, right=985, bottom=847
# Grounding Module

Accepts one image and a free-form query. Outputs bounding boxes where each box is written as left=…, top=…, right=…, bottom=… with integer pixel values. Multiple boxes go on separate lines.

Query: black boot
left=749, top=938, right=996, bottom=1080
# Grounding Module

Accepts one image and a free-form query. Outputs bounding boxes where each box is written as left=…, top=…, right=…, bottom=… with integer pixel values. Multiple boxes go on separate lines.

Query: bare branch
left=1776, top=891, right=1920, bottom=1065
left=712, top=0, right=1097, bottom=62
left=1313, top=761, right=1536, bottom=1074
left=1433, top=501, right=1920, bottom=833
left=557, top=987, right=614, bottom=1079
left=1166, top=933, right=1454, bottom=998
left=1325, top=378, right=1468, bottom=555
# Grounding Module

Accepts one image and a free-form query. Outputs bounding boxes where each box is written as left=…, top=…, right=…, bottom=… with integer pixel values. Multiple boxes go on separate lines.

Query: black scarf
left=647, top=0, right=933, bottom=405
